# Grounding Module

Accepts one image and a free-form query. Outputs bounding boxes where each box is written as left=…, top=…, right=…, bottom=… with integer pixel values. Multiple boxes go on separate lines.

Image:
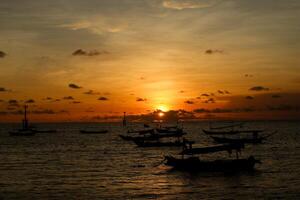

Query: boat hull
left=9, top=129, right=36, bottom=136
left=80, top=130, right=108, bottom=134
left=211, top=136, right=263, bottom=144
left=133, top=140, right=185, bottom=147
left=164, top=156, right=259, bottom=172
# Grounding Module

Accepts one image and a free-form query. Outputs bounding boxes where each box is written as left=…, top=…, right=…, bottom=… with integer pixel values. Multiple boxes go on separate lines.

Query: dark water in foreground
left=0, top=121, right=300, bottom=199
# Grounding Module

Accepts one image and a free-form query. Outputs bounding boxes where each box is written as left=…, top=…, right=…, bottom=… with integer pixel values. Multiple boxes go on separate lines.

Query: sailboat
left=9, top=105, right=36, bottom=136
left=164, top=142, right=261, bottom=172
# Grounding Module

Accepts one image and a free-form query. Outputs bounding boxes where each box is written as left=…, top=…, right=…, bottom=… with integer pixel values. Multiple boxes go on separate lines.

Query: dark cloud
left=217, top=90, right=224, bottom=94
left=193, top=107, right=257, bottom=114
left=224, top=90, right=230, bottom=94
left=25, top=99, right=35, bottom=103
left=205, top=49, right=224, bottom=54
left=68, top=83, right=82, bottom=89
left=98, top=97, right=108, bottom=101
left=0, top=87, right=10, bottom=92
left=0, top=51, right=6, bottom=58
left=179, top=90, right=185, bottom=93
left=83, top=90, right=100, bottom=95
left=266, top=104, right=299, bottom=111
left=63, top=96, right=74, bottom=100
left=72, top=101, right=81, bottom=104
left=245, top=96, right=254, bottom=100
left=201, top=93, right=210, bottom=97
left=272, top=94, right=281, bottom=98
left=249, top=86, right=269, bottom=91
left=44, top=97, right=53, bottom=100
left=245, top=74, right=254, bottom=78
left=72, top=49, right=109, bottom=56
left=184, top=100, right=194, bottom=104
left=32, top=109, right=56, bottom=114
left=203, top=98, right=215, bottom=104
left=136, top=97, right=147, bottom=102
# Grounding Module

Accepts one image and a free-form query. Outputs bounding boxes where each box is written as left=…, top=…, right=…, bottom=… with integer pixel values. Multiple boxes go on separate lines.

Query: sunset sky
left=0, top=0, right=300, bottom=122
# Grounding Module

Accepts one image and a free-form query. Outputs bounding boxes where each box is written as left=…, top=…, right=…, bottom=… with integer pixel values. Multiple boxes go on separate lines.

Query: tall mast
left=23, top=105, right=29, bottom=129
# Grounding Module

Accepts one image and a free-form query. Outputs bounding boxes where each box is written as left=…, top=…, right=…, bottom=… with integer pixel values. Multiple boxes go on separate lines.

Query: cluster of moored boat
left=9, top=106, right=275, bottom=173
left=121, top=121, right=275, bottom=172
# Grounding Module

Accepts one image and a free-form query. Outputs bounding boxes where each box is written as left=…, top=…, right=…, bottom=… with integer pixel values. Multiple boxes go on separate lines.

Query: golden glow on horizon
left=157, top=105, right=169, bottom=112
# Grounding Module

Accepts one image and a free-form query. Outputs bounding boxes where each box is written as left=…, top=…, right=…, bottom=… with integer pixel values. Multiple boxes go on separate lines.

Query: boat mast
left=23, top=105, right=29, bottom=129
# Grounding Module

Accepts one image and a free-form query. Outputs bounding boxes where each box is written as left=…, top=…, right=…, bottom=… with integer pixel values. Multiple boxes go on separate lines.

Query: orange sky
left=0, top=0, right=300, bottom=122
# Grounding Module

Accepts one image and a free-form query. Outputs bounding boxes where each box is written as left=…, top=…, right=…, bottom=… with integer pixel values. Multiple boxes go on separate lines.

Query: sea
left=0, top=121, right=299, bottom=199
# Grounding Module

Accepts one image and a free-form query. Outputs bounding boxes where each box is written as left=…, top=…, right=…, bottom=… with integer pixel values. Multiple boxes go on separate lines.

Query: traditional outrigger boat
left=133, top=138, right=193, bottom=147
left=164, top=142, right=261, bottom=172
left=9, top=105, right=36, bottom=136
left=203, top=122, right=275, bottom=144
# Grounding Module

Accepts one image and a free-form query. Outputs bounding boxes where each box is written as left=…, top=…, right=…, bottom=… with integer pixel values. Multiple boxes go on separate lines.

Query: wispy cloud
left=83, top=90, right=100, bottom=95
left=249, top=86, right=270, bottom=91
left=184, top=100, right=195, bottom=104
left=72, top=49, right=109, bottom=57
left=205, top=49, right=224, bottom=54
left=163, top=0, right=218, bottom=10
left=0, top=87, right=11, bottom=92
left=25, top=99, right=35, bottom=104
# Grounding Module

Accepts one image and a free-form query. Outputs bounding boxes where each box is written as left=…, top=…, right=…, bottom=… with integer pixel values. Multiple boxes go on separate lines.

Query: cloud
left=83, top=90, right=100, bottom=95
left=184, top=100, right=195, bottom=104
left=245, top=96, right=254, bottom=100
left=0, top=51, right=6, bottom=58
left=136, top=97, right=147, bottom=102
left=44, top=97, right=53, bottom=100
left=217, top=90, right=224, bottom=94
left=205, top=49, right=224, bottom=54
left=25, top=99, right=35, bottom=104
left=72, top=101, right=81, bottom=104
left=0, top=87, right=11, bottom=92
left=163, top=0, right=217, bottom=10
left=72, top=49, right=109, bottom=56
left=249, top=86, right=270, bottom=91
left=179, top=90, right=185, bottom=93
left=98, top=96, right=108, bottom=101
left=203, top=98, right=215, bottom=103
left=201, top=93, right=210, bottom=97
left=68, top=83, right=82, bottom=89
left=266, top=104, right=299, bottom=111
left=245, top=74, right=254, bottom=78
left=63, top=96, right=74, bottom=100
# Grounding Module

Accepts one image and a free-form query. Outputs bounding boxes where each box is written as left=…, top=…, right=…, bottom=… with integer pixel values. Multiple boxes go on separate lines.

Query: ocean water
left=0, top=121, right=300, bottom=199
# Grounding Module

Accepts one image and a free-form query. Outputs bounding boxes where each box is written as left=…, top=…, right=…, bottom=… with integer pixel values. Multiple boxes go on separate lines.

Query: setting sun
left=158, top=112, right=165, bottom=117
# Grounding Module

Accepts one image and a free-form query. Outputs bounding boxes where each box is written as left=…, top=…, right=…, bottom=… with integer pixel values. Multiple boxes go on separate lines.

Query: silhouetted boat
left=164, top=143, right=261, bottom=172
left=210, top=136, right=264, bottom=144
left=203, top=129, right=264, bottom=135
left=80, top=130, right=108, bottom=134
left=34, top=129, right=57, bottom=133
left=9, top=105, right=36, bottom=136
left=127, top=128, right=155, bottom=135
left=119, top=131, right=186, bottom=141
left=156, top=126, right=184, bottom=134
left=133, top=138, right=194, bottom=147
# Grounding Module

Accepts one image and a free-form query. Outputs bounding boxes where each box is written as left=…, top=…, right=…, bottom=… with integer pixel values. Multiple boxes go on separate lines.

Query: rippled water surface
left=0, top=121, right=300, bottom=199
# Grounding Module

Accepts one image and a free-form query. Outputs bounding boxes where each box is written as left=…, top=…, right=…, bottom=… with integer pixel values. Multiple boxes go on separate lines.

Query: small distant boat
left=156, top=126, right=184, bottom=134
left=9, top=105, right=36, bottom=136
left=164, top=143, right=261, bottom=172
left=210, top=136, right=264, bottom=144
left=80, top=129, right=108, bottom=134
left=34, top=129, right=57, bottom=133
